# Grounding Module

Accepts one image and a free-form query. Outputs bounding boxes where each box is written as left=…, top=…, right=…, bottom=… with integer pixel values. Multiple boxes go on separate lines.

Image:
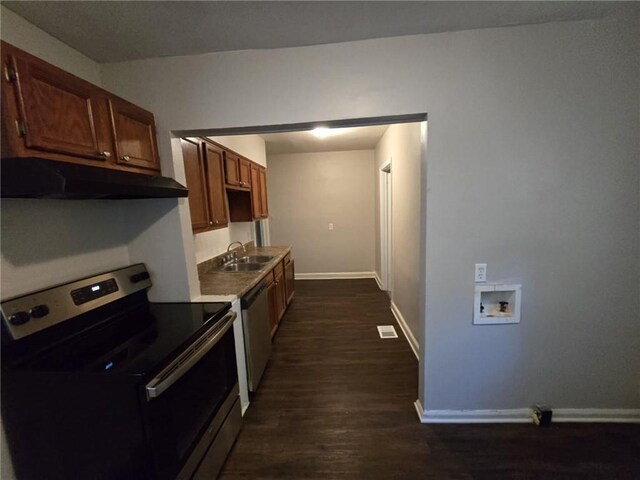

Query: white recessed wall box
left=473, top=284, right=521, bottom=325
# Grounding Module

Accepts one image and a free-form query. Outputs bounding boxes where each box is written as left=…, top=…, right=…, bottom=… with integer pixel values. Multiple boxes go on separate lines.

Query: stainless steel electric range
left=1, top=264, right=241, bottom=480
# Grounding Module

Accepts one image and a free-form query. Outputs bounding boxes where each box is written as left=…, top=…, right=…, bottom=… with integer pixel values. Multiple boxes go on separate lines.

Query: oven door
left=143, top=311, right=238, bottom=480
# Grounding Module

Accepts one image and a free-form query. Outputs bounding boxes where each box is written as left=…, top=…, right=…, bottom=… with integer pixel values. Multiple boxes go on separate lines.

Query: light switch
left=329, top=223, right=334, bottom=230
left=475, top=264, right=487, bottom=282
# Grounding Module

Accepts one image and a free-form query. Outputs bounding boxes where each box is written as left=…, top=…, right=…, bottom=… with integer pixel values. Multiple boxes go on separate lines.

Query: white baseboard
left=553, top=409, right=640, bottom=423
left=390, top=301, right=419, bottom=360
left=413, top=401, right=640, bottom=424
left=417, top=407, right=532, bottom=423
left=373, top=272, right=383, bottom=290
left=414, top=400, right=425, bottom=421
left=295, top=271, right=376, bottom=280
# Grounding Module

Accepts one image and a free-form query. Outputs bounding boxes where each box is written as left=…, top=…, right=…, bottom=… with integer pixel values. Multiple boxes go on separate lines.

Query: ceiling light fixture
left=311, top=127, right=331, bottom=138
left=311, top=126, right=352, bottom=138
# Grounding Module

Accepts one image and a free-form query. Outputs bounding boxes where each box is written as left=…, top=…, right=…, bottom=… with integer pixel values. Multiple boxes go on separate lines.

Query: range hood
left=1, top=158, right=188, bottom=199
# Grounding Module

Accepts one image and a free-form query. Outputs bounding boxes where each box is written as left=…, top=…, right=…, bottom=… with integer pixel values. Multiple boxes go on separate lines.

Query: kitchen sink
left=235, top=255, right=274, bottom=264
left=220, top=263, right=263, bottom=272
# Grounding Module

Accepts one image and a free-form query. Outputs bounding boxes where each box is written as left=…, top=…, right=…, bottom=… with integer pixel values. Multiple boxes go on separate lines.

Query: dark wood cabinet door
left=267, top=280, right=279, bottom=337
left=250, top=163, right=262, bottom=219
left=109, top=97, right=160, bottom=171
left=181, top=139, right=210, bottom=232
left=238, top=157, right=251, bottom=188
left=275, top=269, right=287, bottom=321
left=285, top=259, right=295, bottom=305
left=224, top=152, right=241, bottom=187
left=8, top=53, right=107, bottom=161
left=204, top=142, right=229, bottom=229
left=259, top=167, right=269, bottom=218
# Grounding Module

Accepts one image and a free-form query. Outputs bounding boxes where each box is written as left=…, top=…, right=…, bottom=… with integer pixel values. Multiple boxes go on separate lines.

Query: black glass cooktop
left=8, top=298, right=231, bottom=377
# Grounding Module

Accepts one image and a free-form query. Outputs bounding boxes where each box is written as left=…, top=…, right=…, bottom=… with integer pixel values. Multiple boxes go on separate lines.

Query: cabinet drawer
left=284, top=252, right=291, bottom=265
left=264, top=270, right=275, bottom=287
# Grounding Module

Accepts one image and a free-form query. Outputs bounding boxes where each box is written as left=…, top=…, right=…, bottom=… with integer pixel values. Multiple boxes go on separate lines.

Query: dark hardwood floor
left=219, top=279, right=640, bottom=479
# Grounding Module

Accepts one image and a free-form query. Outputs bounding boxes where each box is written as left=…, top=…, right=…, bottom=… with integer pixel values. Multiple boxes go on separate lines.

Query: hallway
left=219, top=280, right=640, bottom=479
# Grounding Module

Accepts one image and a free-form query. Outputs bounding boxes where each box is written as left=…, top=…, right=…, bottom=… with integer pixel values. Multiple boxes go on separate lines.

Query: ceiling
left=3, top=1, right=634, bottom=63
left=261, top=125, right=390, bottom=155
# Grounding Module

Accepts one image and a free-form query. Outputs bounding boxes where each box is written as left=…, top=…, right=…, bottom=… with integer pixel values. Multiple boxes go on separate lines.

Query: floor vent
left=377, top=325, right=398, bottom=339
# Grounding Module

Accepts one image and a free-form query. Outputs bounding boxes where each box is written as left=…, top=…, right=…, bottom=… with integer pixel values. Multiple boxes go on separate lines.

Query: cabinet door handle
left=209, top=221, right=213, bottom=225
left=121, top=155, right=130, bottom=162
left=4, top=63, right=17, bottom=83
left=100, top=151, right=111, bottom=158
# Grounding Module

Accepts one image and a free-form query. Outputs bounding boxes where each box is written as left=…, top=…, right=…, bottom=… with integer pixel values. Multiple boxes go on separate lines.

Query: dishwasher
left=241, top=281, right=272, bottom=391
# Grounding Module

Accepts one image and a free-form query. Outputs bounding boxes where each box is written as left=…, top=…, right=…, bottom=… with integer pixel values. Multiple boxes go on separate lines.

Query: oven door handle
left=145, top=311, right=236, bottom=401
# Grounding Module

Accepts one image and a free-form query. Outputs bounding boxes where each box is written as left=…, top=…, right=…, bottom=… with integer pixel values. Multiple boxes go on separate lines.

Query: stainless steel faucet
left=227, top=241, right=245, bottom=253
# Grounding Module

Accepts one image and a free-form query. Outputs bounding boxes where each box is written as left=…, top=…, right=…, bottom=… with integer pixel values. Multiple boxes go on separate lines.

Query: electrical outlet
left=475, top=264, right=487, bottom=282
left=329, top=223, right=334, bottom=230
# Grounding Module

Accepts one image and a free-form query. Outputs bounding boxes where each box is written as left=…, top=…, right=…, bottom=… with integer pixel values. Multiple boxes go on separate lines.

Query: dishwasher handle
left=241, top=281, right=267, bottom=309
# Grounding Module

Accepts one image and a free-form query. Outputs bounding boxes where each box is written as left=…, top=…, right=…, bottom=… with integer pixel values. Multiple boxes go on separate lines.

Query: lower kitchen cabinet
left=266, top=275, right=278, bottom=336
left=274, top=262, right=286, bottom=322
left=285, top=257, right=295, bottom=303
left=267, top=253, right=295, bottom=338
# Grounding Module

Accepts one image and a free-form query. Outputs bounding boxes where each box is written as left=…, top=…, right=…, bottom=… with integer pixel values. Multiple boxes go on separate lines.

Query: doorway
left=379, top=161, right=392, bottom=294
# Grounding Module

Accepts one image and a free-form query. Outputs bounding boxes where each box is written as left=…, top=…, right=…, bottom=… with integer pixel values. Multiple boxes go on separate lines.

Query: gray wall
left=101, top=14, right=640, bottom=412
left=420, top=19, right=639, bottom=411
left=374, top=123, right=423, bottom=343
left=267, top=150, right=376, bottom=274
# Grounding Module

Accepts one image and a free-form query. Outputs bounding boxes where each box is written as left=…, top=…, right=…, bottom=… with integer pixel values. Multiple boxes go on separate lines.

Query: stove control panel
left=1, top=264, right=152, bottom=341
left=71, top=279, right=119, bottom=305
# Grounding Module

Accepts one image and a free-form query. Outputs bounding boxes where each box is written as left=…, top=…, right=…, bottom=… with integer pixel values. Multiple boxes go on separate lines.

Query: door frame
left=379, top=161, right=392, bottom=292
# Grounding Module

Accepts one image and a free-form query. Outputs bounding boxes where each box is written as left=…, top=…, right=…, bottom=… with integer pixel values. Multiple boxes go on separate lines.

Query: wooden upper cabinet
left=250, top=163, right=262, bottom=218
left=181, top=139, right=210, bottom=232
left=182, top=138, right=228, bottom=233
left=224, top=152, right=250, bottom=189
left=238, top=157, right=251, bottom=188
left=1, top=41, right=161, bottom=175
left=224, top=152, right=241, bottom=187
left=259, top=167, right=269, bottom=218
left=203, top=142, right=229, bottom=228
left=109, top=98, right=160, bottom=171
left=3, top=45, right=108, bottom=162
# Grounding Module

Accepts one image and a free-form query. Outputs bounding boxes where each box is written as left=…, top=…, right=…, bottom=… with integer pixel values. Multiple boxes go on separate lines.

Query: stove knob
left=8, top=311, right=30, bottom=326
left=29, top=304, right=50, bottom=319
left=130, top=272, right=150, bottom=283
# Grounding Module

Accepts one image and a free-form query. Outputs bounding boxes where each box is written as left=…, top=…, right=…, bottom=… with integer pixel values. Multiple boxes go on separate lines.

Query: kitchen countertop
left=198, top=246, right=291, bottom=297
